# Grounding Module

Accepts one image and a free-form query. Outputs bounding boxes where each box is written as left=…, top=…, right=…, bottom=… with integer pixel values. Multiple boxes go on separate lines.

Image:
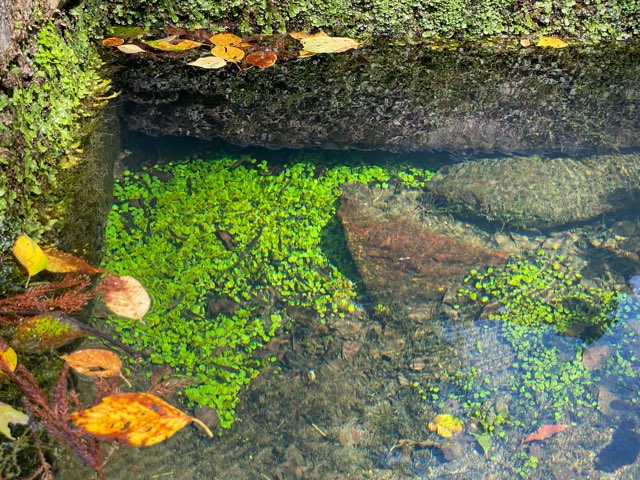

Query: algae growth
left=102, top=156, right=433, bottom=427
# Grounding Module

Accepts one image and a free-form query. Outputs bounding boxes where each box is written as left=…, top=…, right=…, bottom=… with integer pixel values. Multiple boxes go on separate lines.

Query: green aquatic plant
left=103, top=157, right=432, bottom=427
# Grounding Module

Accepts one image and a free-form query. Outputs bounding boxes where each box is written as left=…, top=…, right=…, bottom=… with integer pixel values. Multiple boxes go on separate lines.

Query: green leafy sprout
left=103, top=156, right=433, bottom=427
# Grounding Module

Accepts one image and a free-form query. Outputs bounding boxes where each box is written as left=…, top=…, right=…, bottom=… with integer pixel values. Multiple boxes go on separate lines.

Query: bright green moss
left=103, top=157, right=432, bottom=427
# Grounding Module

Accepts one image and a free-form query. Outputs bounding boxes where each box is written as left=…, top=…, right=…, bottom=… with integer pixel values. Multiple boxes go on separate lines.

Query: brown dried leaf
left=98, top=275, right=151, bottom=320
left=61, top=349, right=123, bottom=380
left=522, top=424, right=568, bottom=443
left=43, top=247, right=103, bottom=274
left=245, top=50, right=277, bottom=68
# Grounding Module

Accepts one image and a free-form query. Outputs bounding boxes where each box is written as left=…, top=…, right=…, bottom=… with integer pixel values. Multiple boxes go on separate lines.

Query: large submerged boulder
left=426, top=153, right=640, bottom=230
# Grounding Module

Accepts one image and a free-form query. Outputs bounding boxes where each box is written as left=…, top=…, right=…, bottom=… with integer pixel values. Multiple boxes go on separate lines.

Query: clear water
left=61, top=42, right=640, bottom=479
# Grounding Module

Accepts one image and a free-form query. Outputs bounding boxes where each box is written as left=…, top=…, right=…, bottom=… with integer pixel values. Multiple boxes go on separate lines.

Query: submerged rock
left=426, top=154, right=640, bottom=230
left=338, top=183, right=512, bottom=304
left=595, top=423, right=640, bottom=473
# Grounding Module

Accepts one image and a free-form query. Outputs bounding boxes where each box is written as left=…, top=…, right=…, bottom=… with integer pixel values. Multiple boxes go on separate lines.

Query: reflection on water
left=57, top=144, right=640, bottom=480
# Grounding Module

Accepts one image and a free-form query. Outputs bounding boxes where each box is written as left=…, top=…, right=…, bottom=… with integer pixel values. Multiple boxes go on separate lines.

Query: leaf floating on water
left=536, top=37, right=568, bottom=48
left=61, top=349, right=125, bottom=380
left=98, top=275, right=151, bottom=320
left=472, top=433, right=491, bottom=458
left=116, top=44, right=146, bottom=54
left=0, top=402, right=29, bottom=440
left=428, top=414, right=463, bottom=438
left=11, top=314, right=86, bottom=354
left=0, top=345, right=17, bottom=379
left=71, top=392, right=213, bottom=446
left=102, top=37, right=124, bottom=47
left=211, top=45, right=245, bottom=62
left=12, top=233, right=48, bottom=277
left=43, top=247, right=103, bottom=274
left=299, top=36, right=360, bottom=54
left=145, top=39, right=202, bottom=51
left=289, top=31, right=329, bottom=40
left=245, top=50, right=277, bottom=68
left=522, top=424, right=567, bottom=443
left=187, top=56, right=227, bottom=69
left=106, top=26, right=145, bottom=38
left=209, top=33, right=243, bottom=47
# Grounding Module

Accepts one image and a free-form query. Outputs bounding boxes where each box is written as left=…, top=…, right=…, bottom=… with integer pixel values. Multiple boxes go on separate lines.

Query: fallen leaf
left=522, top=424, right=567, bottom=443
left=536, top=37, right=568, bottom=48
left=11, top=314, right=86, bottom=354
left=71, top=392, right=213, bottom=446
left=106, top=26, right=145, bottom=38
left=298, top=49, right=316, bottom=58
left=61, top=349, right=126, bottom=382
left=211, top=45, right=245, bottom=62
left=519, top=38, right=531, bottom=47
left=0, top=345, right=17, bottom=379
left=473, top=433, right=491, bottom=458
left=187, top=56, right=227, bottom=69
left=289, top=31, right=329, bottom=40
left=428, top=414, right=463, bottom=438
left=245, top=50, right=277, bottom=68
left=145, top=39, right=202, bottom=51
left=209, top=33, right=243, bottom=47
left=98, top=275, right=151, bottom=320
left=117, top=44, right=146, bottom=54
left=299, top=36, right=360, bottom=54
left=102, top=37, right=124, bottom=47
left=12, top=233, right=48, bottom=277
left=43, top=247, right=103, bottom=274
left=0, top=402, right=29, bottom=440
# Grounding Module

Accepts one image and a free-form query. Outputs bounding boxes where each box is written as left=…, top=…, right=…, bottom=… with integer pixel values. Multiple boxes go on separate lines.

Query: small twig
left=310, top=422, right=327, bottom=438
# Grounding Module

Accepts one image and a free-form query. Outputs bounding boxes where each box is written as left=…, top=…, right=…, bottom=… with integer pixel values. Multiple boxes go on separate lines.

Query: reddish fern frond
left=147, top=377, right=195, bottom=398
left=51, top=363, right=71, bottom=418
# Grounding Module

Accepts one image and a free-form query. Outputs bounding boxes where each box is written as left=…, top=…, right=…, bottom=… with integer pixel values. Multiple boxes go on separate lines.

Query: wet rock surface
left=426, top=154, right=640, bottom=230
left=114, top=43, right=640, bottom=154
left=338, top=183, right=512, bottom=304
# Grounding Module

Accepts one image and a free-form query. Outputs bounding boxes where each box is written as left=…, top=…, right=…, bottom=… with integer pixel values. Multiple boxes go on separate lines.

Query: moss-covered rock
left=114, top=41, right=640, bottom=154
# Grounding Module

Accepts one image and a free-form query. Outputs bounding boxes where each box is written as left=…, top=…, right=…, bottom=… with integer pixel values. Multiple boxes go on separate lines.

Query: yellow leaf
left=98, top=275, right=151, bottom=320
left=117, top=44, right=146, bottom=54
left=12, top=233, right=48, bottom=277
left=209, top=33, right=243, bottom=47
left=0, top=402, right=29, bottom=440
left=289, top=31, right=329, bottom=40
left=145, top=39, right=202, bottom=51
left=536, top=37, right=568, bottom=48
left=187, top=56, right=227, bottom=69
left=71, top=392, right=213, bottom=446
left=211, top=45, right=245, bottom=62
left=298, top=49, right=316, bottom=58
left=0, top=345, right=17, bottom=380
left=43, top=247, right=103, bottom=274
left=102, top=37, right=124, bottom=47
left=61, top=349, right=126, bottom=383
left=428, top=414, right=463, bottom=438
left=299, top=36, right=360, bottom=54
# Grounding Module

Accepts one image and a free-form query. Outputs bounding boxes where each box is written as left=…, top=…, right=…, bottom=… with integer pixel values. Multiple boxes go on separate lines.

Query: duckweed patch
left=103, top=157, right=433, bottom=427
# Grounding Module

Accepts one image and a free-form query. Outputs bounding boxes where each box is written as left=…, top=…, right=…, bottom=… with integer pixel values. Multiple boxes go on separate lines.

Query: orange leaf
left=61, top=349, right=124, bottom=379
left=289, top=31, right=329, bottom=40
left=209, top=33, right=243, bottom=47
left=245, top=50, right=277, bottom=68
left=71, top=392, right=213, bottom=446
left=0, top=345, right=17, bottom=379
left=102, top=37, right=124, bottom=47
left=43, top=247, right=103, bottom=274
left=522, top=424, right=568, bottom=443
left=98, top=275, right=151, bottom=320
left=211, top=45, right=245, bottom=62
left=12, top=233, right=48, bottom=277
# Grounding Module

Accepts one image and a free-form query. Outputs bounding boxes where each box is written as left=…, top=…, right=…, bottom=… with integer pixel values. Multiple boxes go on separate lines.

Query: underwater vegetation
left=103, top=156, right=433, bottom=428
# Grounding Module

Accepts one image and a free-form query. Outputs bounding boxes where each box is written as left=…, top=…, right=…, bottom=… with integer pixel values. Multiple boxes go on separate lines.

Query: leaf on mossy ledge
left=245, top=50, right=277, bottom=69
left=428, top=414, right=463, bottom=438
left=61, top=349, right=129, bottom=385
left=106, top=26, right=145, bottom=38
left=98, top=275, right=151, bottom=320
left=71, top=392, right=213, bottom=446
left=289, top=31, right=329, bottom=40
left=0, top=402, right=29, bottom=440
left=12, top=233, right=48, bottom=277
left=536, top=37, right=568, bottom=48
left=299, top=36, right=360, bottom=54
left=209, top=33, right=243, bottom=47
left=187, top=56, right=227, bottom=69
left=11, top=314, right=86, bottom=354
left=43, top=247, right=103, bottom=274
left=102, top=37, right=124, bottom=47
left=211, top=45, right=245, bottom=62
left=145, top=39, right=202, bottom=51
left=116, top=44, right=146, bottom=54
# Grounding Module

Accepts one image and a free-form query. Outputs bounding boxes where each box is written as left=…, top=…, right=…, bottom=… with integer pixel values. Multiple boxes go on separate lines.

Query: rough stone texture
left=426, top=153, right=640, bottom=230
left=115, top=43, right=640, bottom=154
left=0, top=0, right=34, bottom=84
left=338, top=183, right=512, bottom=304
